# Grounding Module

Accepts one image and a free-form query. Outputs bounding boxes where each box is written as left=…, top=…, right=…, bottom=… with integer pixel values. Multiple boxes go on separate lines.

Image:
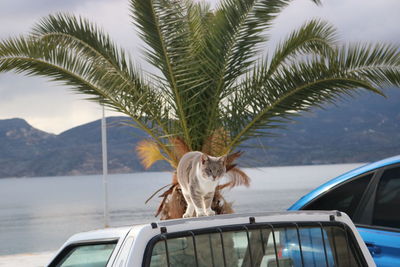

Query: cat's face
left=200, top=154, right=227, bottom=181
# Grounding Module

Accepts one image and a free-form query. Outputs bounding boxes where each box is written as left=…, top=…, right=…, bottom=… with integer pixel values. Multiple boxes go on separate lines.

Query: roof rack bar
left=208, top=233, right=216, bottom=267
left=318, top=222, right=329, bottom=267
left=189, top=231, right=199, bottom=267
left=243, top=225, right=254, bottom=267
left=294, top=223, right=305, bottom=267
left=259, top=229, right=266, bottom=255
left=218, top=228, right=227, bottom=267
left=161, top=234, right=170, bottom=267
left=267, top=223, right=280, bottom=267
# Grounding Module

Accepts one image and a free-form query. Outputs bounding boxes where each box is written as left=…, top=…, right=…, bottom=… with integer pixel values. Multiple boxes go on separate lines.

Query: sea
left=0, top=163, right=363, bottom=256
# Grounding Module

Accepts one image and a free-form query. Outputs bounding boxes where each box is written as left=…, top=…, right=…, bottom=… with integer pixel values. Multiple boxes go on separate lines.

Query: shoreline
left=0, top=251, right=54, bottom=267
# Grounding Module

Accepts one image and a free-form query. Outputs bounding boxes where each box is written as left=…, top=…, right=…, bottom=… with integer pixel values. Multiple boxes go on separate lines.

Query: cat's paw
left=196, top=211, right=207, bottom=217
left=183, top=212, right=193, bottom=218
left=205, top=209, right=215, bottom=216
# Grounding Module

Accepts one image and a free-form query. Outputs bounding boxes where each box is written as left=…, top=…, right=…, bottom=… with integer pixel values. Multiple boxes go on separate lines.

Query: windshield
left=49, top=240, right=118, bottom=267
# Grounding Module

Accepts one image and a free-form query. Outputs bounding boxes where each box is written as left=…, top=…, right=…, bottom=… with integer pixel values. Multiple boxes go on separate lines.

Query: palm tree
left=1, top=0, right=399, bottom=219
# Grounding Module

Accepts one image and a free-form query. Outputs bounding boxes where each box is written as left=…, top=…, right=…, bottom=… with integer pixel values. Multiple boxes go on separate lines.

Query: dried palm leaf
left=202, top=128, right=230, bottom=156
left=145, top=183, right=171, bottom=204
left=170, top=136, right=191, bottom=161
left=159, top=186, right=234, bottom=220
left=155, top=172, right=179, bottom=217
left=136, top=139, right=166, bottom=169
left=147, top=171, right=178, bottom=210
left=213, top=189, right=234, bottom=215
left=224, top=167, right=251, bottom=188
left=226, top=151, right=243, bottom=171
left=159, top=186, right=186, bottom=219
left=155, top=184, right=177, bottom=217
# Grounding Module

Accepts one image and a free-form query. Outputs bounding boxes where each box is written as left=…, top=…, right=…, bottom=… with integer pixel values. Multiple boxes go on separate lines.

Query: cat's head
left=200, top=154, right=227, bottom=181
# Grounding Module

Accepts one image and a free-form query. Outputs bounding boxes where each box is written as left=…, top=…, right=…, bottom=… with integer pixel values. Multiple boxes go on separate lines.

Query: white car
left=47, top=211, right=375, bottom=267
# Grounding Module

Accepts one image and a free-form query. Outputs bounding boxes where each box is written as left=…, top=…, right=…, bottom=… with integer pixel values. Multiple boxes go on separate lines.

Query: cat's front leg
left=189, top=186, right=207, bottom=217
left=204, top=192, right=215, bottom=216
left=182, top=193, right=195, bottom=218
left=183, top=202, right=195, bottom=218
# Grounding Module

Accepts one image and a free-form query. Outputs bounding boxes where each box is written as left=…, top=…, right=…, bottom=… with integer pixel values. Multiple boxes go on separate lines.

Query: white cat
left=177, top=151, right=227, bottom=218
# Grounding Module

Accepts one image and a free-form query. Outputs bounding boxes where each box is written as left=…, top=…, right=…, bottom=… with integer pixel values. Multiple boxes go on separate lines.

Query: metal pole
left=101, top=105, right=109, bottom=228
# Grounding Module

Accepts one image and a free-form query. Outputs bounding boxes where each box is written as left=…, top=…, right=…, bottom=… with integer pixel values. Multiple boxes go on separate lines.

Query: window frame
left=141, top=221, right=367, bottom=267
left=300, top=170, right=377, bottom=223
left=48, top=238, right=119, bottom=267
left=300, top=162, right=400, bottom=233
left=356, top=163, right=400, bottom=233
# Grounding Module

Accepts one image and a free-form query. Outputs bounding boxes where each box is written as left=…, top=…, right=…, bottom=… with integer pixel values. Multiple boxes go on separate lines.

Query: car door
left=355, top=165, right=400, bottom=267
left=298, top=168, right=400, bottom=266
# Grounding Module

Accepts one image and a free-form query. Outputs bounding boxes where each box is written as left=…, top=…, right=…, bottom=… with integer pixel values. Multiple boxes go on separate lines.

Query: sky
left=0, top=0, right=399, bottom=134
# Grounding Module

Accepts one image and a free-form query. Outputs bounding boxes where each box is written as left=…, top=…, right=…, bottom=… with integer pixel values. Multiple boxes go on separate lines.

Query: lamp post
left=101, top=105, right=109, bottom=228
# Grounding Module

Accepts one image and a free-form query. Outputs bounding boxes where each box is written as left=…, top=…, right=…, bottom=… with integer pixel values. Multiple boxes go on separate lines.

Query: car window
left=303, top=173, right=373, bottom=219
left=49, top=241, right=117, bottom=267
left=147, top=223, right=364, bottom=267
left=373, top=166, right=400, bottom=229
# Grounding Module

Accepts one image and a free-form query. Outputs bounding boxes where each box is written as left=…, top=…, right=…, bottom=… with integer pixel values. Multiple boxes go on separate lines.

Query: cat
left=177, top=151, right=227, bottom=218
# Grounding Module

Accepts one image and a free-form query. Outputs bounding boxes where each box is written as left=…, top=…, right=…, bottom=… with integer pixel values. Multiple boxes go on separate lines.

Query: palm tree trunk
left=157, top=184, right=234, bottom=220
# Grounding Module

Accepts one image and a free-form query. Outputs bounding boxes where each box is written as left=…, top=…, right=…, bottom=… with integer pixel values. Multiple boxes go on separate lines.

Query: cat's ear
left=220, top=155, right=228, bottom=165
left=201, top=153, right=208, bottom=164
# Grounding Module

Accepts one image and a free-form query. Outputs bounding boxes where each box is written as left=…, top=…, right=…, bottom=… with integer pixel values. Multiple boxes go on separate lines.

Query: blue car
left=289, top=155, right=400, bottom=267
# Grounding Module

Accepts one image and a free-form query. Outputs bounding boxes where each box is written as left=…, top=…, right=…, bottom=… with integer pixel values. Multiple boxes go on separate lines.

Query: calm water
left=0, top=163, right=363, bottom=255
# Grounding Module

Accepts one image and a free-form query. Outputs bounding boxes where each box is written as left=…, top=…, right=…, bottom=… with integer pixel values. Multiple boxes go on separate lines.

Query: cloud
left=0, top=0, right=399, bottom=134
left=0, top=73, right=122, bottom=133
left=0, top=0, right=128, bottom=134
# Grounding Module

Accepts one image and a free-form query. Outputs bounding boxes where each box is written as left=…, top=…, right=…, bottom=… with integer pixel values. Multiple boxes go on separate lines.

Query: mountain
left=0, top=117, right=171, bottom=178
left=240, top=88, right=400, bottom=166
left=1, top=89, right=399, bottom=178
left=0, top=118, right=55, bottom=177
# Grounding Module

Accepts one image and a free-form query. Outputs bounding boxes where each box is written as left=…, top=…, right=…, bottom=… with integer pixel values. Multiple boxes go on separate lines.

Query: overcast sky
left=0, top=0, right=399, bottom=134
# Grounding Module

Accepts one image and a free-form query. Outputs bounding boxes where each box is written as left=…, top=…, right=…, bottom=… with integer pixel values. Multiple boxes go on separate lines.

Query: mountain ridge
left=1, top=89, right=399, bottom=178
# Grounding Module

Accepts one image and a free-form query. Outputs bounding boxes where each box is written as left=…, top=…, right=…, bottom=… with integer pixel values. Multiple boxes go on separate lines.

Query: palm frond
left=136, top=139, right=167, bottom=169
left=336, top=43, right=400, bottom=87
left=223, top=167, right=251, bottom=188
left=130, top=0, right=200, bottom=147
left=199, top=0, right=322, bottom=147
left=267, top=19, right=338, bottom=77
left=186, top=0, right=213, bottom=53
left=218, top=151, right=249, bottom=189
left=0, top=36, right=116, bottom=106
left=209, top=0, right=321, bottom=89
left=169, top=136, right=191, bottom=164
left=0, top=34, right=176, bottom=161
left=226, top=150, right=244, bottom=170
left=219, top=0, right=320, bottom=88
left=224, top=42, right=400, bottom=151
left=30, top=13, right=173, bottom=139
left=202, top=127, right=231, bottom=156
left=32, top=13, right=134, bottom=79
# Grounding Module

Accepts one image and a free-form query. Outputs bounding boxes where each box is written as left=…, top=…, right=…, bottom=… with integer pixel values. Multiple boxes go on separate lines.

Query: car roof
left=66, top=210, right=352, bottom=244
left=147, top=211, right=355, bottom=234
left=64, top=226, right=132, bottom=245
left=154, top=210, right=344, bottom=230
left=289, top=154, right=400, bottom=210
